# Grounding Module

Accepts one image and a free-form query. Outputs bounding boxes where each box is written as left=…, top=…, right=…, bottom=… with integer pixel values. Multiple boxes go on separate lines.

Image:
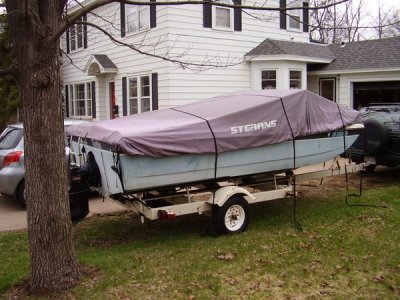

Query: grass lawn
left=1, top=172, right=399, bottom=299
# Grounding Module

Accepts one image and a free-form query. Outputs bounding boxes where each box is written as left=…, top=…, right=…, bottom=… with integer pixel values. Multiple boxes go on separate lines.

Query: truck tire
left=364, top=119, right=389, bottom=154
left=212, top=196, right=249, bottom=235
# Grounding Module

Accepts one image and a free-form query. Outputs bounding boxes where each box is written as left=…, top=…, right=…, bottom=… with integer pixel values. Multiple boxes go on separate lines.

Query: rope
left=278, top=97, right=302, bottom=232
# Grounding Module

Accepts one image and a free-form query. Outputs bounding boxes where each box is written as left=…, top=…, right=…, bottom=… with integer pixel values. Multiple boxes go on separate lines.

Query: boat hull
left=72, top=134, right=359, bottom=196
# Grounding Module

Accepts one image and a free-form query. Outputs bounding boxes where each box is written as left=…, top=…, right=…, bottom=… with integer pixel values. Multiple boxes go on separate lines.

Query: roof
left=92, top=54, right=118, bottom=69
left=245, top=38, right=335, bottom=61
left=246, top=37, right=400, bottom=72
left=84, top=54, right=118, bottom=75
left=310, top=36, right=400, bottom=72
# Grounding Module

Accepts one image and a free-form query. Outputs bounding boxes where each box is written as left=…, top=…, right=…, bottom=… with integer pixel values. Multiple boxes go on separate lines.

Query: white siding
left=62, top=0, right=310, bottom=119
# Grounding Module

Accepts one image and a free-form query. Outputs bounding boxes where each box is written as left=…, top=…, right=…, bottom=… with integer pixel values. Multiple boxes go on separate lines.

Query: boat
left=66, top=89, right=363, bottom=197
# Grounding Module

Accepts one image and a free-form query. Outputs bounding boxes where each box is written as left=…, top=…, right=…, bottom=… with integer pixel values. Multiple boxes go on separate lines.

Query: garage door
left=353, top=81, right=400, bottom=109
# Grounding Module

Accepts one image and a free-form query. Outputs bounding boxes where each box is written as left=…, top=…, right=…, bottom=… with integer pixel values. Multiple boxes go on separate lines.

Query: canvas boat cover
left=66, top=89, right=362, bottom=157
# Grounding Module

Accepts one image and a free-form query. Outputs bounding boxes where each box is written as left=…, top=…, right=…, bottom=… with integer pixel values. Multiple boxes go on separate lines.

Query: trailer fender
left=211, top=186, right=255, bottom=207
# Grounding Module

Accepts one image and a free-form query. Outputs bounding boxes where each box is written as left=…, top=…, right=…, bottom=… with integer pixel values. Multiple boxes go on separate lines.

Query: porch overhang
left=84, top=54, right=118, bottom=76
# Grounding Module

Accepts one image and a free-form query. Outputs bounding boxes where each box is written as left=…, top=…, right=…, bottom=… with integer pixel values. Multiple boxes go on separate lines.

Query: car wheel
left=16, top=180, right=26, bottom=208
left=212, top=196, right=249, bottom=235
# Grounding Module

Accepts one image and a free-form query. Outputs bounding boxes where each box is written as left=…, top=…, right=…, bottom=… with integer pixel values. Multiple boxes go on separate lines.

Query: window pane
left=87, top=100, right=92, bottom=116
left=139, top=7, right=149, bottom=29
left=141, top=76, right=150, bottom=97
left=261, top=70, right=276, bottom=89
left=86, top=82, right=91, bottom=99
left=126, top=7, right=139, bottom=33
left=77, top=23, right=83, bottom=48
left=141, top=97, right=151, bottom=113
left=75, top=84, right=85, bottom=100
left=262, top=70, right=276, bottom=80
left=289, top=14, right=301, bottom=29
left=216, top=7, right=231, bottom=28
left=130, top=99, right=138, bottom=115
left=69, top=85, right=74, bottom=116
left=70, top=27, right=76, bottom=51
left=288, top=1, right=301, bottom=29
left=77, top=100, right=86, bottom=116
left=290, top=71, right=301, bottom=80
left=290, top=71, right=302, bottom=89
left=129, top=78, right=138, bottom=97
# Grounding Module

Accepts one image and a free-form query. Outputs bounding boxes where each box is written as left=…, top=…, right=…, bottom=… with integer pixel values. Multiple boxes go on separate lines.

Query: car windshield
left=0, top=127, right=23, bottom=150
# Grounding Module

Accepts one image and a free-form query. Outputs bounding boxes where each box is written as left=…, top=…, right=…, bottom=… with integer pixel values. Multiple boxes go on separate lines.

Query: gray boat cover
left=66, top=89, right=362, bottom=157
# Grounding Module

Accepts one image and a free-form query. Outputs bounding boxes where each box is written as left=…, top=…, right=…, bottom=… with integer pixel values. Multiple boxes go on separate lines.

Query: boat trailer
left=108, top=158, right=368, bottom=235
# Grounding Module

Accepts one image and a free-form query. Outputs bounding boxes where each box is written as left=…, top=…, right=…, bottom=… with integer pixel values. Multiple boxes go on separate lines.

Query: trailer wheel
left=212, top=196, right=249, bottom=235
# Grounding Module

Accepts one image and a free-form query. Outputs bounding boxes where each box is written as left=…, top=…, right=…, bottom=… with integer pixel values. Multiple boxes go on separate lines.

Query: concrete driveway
left=0, top=195, right=127, bottom=232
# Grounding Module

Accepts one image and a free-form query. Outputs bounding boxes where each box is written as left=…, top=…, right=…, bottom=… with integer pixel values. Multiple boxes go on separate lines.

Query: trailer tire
left=212, top=196, right=249, bottom=235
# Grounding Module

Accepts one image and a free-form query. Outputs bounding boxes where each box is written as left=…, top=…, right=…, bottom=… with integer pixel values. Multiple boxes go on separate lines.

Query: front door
left=109, top=81, right=117, bottom=119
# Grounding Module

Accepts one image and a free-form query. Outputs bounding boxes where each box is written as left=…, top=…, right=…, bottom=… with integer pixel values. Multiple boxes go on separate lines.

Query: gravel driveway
left=0, top=195, right=127, bottom=232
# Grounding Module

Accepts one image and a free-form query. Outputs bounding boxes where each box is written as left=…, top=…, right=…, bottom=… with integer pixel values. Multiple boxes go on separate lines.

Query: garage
left=353, top=81, right=400, bottom=109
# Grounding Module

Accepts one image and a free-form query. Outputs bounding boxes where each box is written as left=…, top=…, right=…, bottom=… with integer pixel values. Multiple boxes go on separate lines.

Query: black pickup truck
left=346, top=103, right=400, bottom=171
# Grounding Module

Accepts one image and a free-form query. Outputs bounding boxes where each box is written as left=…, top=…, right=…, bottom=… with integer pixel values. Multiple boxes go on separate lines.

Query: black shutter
left=151, top=73, right=158, bottom=110
left=66, top=29, right=70, bottom=54
left=122, top=77, right=127, bottom=116
left=233, top=0, right=242, bottom=31
left=120, top=3, right=126, bottom=37
left=91, top=81, right=96, bottom=119
left=150, top=0, right=157, bottom=28
left=83, top=14, right=88, bottom=49
left=65, top=85, right=69, bottom=117
left=279, top=0, right=286, bottom=30
left=303, top=2, right=309, bottom=32
left=203, top=1, right=212, bottom=28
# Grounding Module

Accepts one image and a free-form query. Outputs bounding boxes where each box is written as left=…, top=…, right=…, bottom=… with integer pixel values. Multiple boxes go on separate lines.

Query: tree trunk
left=5, top=0, right=81, bottom=291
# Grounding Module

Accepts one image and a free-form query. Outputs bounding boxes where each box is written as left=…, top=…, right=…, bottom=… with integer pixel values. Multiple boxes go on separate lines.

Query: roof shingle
left=245, top=38, right=335, bottom=61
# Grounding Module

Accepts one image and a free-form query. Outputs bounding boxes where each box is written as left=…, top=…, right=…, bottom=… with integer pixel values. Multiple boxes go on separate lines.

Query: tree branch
left=79, top=21, right=245, bottom=71
left=53, top=0, right=350, bottom=41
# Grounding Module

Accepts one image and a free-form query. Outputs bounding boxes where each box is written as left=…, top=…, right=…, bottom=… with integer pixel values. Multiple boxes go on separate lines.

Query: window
left=320, top=78, right=336, bottom=101
left=69, top=16, right=85, bottom=52
left=289, top=70, right=302, bottom=89
left=287, top=0, right=301, bottom=30
left=126, top=4, right=149, bottom=33
left=68, top=82, right=92, bottom=117
left=261, top=70, right=277, bottom=89
left=213, top=0, right=233, bottom=30
left=0, top=127, right=22, bottom=150
left=129, top=75, right=151, bottom=114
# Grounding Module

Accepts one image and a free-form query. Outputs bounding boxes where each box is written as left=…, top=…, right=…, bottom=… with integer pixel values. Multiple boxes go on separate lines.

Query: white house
left=62, top=0, right=314, bottom=120
left=62, top=0, right=400, bottom=121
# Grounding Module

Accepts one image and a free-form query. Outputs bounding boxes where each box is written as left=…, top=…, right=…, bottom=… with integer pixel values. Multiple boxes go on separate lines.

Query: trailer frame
left=110, top=158, right=368, bottom=234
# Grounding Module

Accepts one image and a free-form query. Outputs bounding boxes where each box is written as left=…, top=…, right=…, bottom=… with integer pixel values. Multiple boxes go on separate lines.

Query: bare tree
left=1, top=0, right=348, bottom=293
left=310, top=0, right=365, bottom=43
left=374, top=0, right=400, bottom=39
